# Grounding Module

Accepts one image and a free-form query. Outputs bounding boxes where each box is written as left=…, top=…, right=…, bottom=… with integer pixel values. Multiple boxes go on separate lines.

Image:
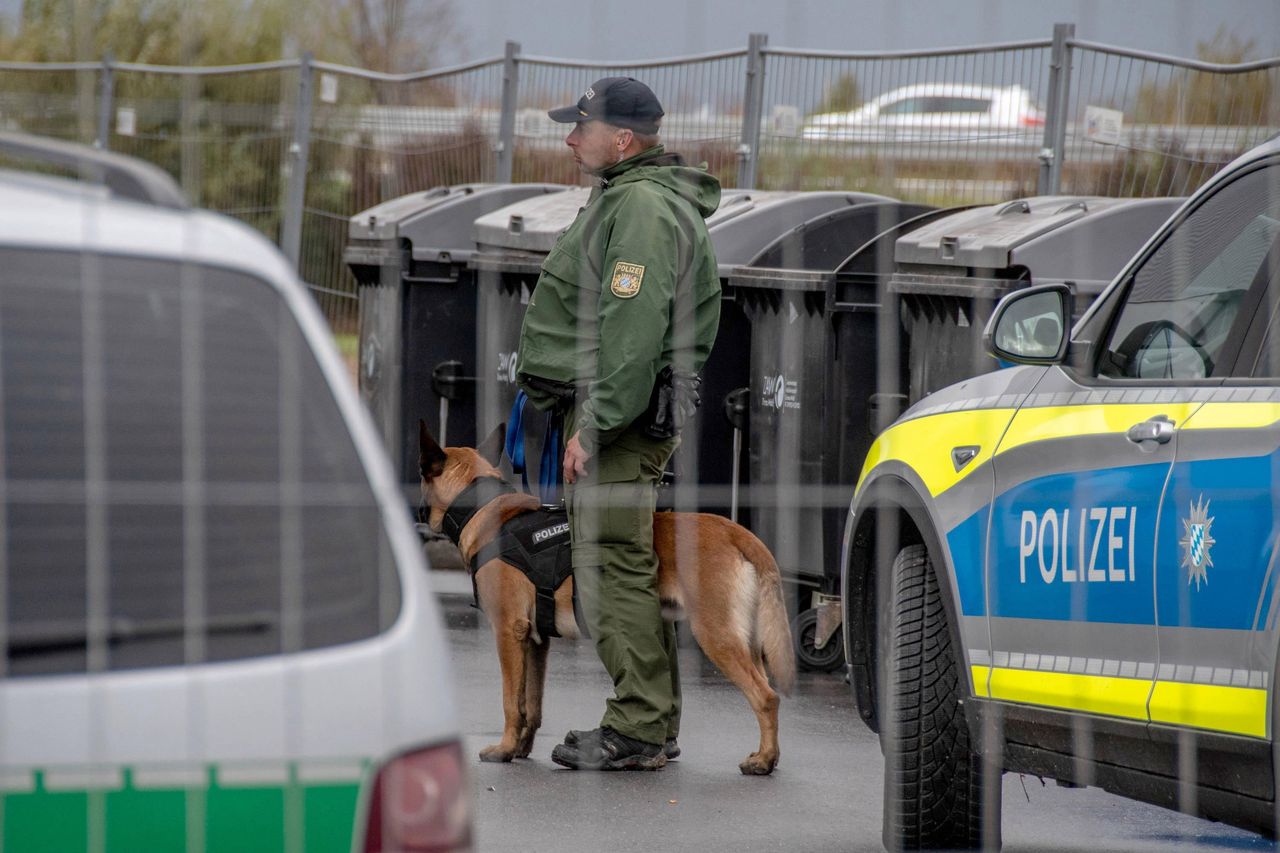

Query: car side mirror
left=983, top=283, right=1072, bottom=365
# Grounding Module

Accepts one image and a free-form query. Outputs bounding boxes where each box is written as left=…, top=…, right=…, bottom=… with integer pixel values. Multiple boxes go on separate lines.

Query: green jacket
left=516, top=146, right=722, bottom=455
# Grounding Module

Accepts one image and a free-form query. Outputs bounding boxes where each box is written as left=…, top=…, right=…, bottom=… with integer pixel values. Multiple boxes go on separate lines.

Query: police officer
left=516, top=77, right=722, bottom=770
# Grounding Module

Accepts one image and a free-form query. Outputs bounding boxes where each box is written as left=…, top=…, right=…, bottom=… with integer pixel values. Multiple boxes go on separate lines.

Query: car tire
left=880, top=543, right=996, bottom=851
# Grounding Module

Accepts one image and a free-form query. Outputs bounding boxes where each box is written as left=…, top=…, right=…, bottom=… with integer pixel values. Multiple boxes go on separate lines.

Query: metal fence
left=2, top=24, right=1277, bottom=332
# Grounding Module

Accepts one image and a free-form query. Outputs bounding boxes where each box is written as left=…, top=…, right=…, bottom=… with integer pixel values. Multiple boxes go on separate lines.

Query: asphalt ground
left=431, top=567, right=1276, bottom=853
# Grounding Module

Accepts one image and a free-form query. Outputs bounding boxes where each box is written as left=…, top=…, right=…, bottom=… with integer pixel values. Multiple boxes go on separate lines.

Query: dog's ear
left=418, top=419, right=447, bottom=481
left=477, top=423, right=506, bottom=468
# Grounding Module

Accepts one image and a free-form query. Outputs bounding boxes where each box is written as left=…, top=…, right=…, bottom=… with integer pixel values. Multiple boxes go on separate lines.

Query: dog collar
left=441, top=476, right=518, bottom=544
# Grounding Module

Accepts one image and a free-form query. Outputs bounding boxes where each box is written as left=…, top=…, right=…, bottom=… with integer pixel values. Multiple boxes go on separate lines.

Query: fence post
left=180, top=74, right=202, bottom=205
left=95, top=52, right=114, bottom=150
left=496, top=40, right=521, bottom=183
left=282, top=52, right=314, bottom=273
left=737, top=32, right=768, bottom=189
left=1037, top=22, right=1075, bottom=195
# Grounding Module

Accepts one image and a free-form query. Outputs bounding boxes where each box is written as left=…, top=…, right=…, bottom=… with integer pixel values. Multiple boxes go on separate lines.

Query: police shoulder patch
left=610, top=261, right=645, bottom=298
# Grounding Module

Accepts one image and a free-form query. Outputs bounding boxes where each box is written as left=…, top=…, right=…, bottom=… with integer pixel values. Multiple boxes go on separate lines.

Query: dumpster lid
left=472, top=187, right=894, bottom=266
left=470, top=187, right=769, bottom=256
left=746, top=201, right=936, bottom=273
left=724, top=201, right=934, bottom=293
left=347, top=183, right=568, bottom=262
left=888, top=197, right=1183, bottom=299
left=1009, top=196, right=1182, bottom=294
left=710, top=191, right=894, bottom=268
left=349, top=185, right=472, bottom=241
left=837, top=205, right=970, bottom=275
left=894, top=195, right=1161, bottom=270
left=473, top=187, right=593, bottom=254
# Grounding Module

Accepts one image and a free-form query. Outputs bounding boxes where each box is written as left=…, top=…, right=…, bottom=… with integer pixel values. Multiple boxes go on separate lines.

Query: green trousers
left=564, top=410, right=680, bottom=746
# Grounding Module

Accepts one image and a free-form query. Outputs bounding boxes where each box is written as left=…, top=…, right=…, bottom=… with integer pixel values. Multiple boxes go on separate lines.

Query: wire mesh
left=516, top=52, right=748, bottom=187
left=1062, top=44, right=1280, bottom=198
left=110, top=66, right=294, bottom=237
left=301, top=60, right=503, bottom=333
left=763, top=42, right=1053, bottom=205
left=4, top=37, right=1279, bottom=338
left=0, top=64, right=101, bottom=145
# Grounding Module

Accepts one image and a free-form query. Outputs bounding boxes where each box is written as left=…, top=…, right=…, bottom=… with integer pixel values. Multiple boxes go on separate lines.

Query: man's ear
left=419, top=419, right=447, bottom=480
left=477, top=423, right=507, bottom=468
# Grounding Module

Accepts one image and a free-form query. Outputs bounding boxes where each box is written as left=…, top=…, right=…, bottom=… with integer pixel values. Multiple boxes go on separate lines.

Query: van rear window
left=0, top=249, right=400, bottom=676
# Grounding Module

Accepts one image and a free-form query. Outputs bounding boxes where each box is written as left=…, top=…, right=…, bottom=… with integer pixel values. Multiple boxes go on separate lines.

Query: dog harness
left=442, top=477, right=576, bottom=642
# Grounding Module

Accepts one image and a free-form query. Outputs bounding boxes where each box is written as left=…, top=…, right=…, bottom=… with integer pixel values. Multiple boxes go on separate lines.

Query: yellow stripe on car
left=1148, top=681, right=1267, bottom=738
left=859, top=402, right=1204, bottom=500
left=1182, top=402, right=1280, bottom=431
left=973, top=665, right=1267, bottom=737
left=980, top=665, right=1151, bottom=722
left=857, top=408, right=1017, bottom=497
left=996, top=403, right=1203, bottom=455
left=857, top=400, right=1279, bottom=499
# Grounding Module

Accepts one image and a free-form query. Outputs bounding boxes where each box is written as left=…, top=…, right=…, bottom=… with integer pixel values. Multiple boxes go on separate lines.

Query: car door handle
left=1126, top=416, right=1174, bottom=445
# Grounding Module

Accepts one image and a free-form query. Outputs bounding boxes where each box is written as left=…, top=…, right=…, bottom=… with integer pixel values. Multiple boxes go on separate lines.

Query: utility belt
left=520, top=365, right=702, bottom=440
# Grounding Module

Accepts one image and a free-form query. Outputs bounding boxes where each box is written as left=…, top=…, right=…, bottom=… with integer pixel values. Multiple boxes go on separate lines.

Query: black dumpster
left=470, top=189, right=883, bottom=510
left=891, top=195, right=1183, bottom=403
left=725, top=201, right=941, bottom=670
left=344, top=183, right=567, bottom=491
left=674, top=191, right=906, bottom=522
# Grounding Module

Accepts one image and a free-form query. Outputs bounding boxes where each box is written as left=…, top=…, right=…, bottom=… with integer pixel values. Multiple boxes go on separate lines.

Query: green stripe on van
left=2, top=766, right=364, bottom=853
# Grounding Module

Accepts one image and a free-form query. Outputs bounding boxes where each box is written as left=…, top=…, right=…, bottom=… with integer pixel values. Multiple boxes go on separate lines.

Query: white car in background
left=803, top=83, right=1045, bottom=142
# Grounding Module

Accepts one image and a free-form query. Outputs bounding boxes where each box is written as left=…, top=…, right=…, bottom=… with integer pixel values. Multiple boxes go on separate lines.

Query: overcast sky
left=0, top=0, right=1273, bottom=68
left=454, top=0, right=1278, bottom=65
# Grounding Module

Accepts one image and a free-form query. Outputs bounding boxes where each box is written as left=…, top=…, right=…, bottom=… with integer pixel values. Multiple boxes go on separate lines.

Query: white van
left=0, top=134, right=470, bottom=852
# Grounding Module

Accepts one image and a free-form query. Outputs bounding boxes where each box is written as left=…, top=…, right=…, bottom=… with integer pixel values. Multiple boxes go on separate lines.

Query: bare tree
left=330, top=0, right=460, bottom=73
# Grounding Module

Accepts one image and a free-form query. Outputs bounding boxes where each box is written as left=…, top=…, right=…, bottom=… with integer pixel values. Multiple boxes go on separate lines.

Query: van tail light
left=1022, top=114, right=1046, bottom=127
left=363, top=741, right=473, bottom=852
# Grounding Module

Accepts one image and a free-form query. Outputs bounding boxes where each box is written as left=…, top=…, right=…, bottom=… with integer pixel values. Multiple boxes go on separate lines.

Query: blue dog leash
left=505, top=391, right=563, bottom=505
left=505, top=391, right=531, bottom=493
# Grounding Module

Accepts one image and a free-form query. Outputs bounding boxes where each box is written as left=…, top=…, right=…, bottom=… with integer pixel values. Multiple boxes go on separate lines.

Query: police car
left=842, top=134, right=1280, bottom=849
left=0, top=134, right=470, bottom=852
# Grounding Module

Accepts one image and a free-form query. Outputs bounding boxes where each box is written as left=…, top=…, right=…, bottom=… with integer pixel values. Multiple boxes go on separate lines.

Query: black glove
left=643, top=365, right=702, bottom=440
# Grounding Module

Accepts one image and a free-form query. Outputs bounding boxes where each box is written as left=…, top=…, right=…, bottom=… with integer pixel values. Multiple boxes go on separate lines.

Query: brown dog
left=419, top=421, right=796, bottom=775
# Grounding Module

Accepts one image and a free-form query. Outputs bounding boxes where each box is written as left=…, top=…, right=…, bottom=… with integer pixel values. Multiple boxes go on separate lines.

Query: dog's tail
left=734, top=526, right=797, bottom=696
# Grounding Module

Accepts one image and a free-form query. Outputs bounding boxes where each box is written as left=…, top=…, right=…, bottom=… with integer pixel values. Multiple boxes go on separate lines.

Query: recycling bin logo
left=762, top=373, right=799, bottom=411
left=496, top=351, right=518, bottom=384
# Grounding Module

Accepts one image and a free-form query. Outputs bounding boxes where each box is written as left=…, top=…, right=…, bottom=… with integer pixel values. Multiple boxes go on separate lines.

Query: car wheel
left=880, top=544, right=996, bottom=850
left=791, top=607, right=846, bottom=673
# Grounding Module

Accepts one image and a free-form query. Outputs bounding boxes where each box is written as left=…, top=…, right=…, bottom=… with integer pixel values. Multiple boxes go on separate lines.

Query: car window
left=1099, top=164, right=1280, bottom=380
left=1244, top=246, right=1280, bottom=377
left=1, top=248, right=400, bottom=677
left=880, top=98, right=925, bottom=115
left=929, top=97, right=990, bottom=114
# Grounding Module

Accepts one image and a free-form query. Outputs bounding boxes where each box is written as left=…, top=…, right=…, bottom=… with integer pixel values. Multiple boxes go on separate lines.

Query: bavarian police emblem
left=1179, top=494, right=1215, bottom=590
left=610, top=261, right=644, bottom=298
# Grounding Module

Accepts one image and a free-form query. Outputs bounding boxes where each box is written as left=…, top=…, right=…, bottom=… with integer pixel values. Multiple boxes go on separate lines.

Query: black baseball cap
left=548, top=77, right=664, bottom=134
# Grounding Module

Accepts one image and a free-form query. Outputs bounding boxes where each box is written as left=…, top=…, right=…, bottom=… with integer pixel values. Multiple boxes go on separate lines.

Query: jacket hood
left=602, top=146, right=721, bottom=218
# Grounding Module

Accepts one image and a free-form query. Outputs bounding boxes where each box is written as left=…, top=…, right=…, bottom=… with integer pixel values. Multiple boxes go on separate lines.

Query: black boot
left=551, top=726, right=666, bottom=770
left=564, top=727, right=679, bottom=759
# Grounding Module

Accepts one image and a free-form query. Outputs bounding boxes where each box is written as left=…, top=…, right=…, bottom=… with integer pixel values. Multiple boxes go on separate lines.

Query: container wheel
left=791, top=607, right=845, bottom=673
left=880, top=544, right=997, bottom=850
